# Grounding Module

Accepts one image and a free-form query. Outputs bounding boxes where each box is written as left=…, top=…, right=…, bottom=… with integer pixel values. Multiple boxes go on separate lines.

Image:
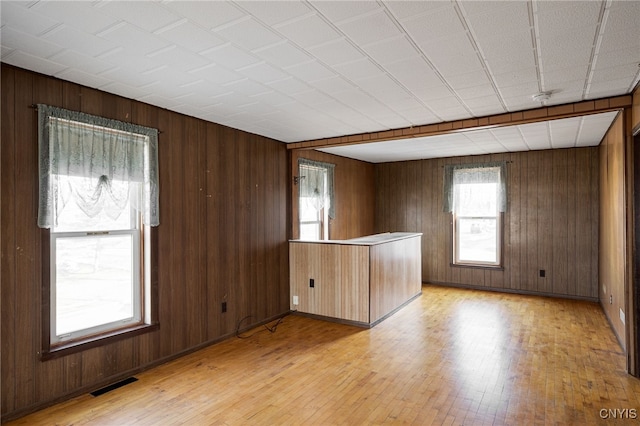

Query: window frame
left=41, top=226, right=158, bottom=360
left=49, top=213, right=142, bottom=346
left=298, top=162, right=331, bottom=241
left=452, top=212, right=503, bottom=268
left=449, top=165, right=505, bottom=269
left=38, top=111, right=159, bottom=361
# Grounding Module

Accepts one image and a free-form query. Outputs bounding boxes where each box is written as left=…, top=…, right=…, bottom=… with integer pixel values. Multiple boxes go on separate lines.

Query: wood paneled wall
left=633, top=84, right=640, bottom=133
left=374, top=148, right=599, bottom=300
left=291, top=150, right=374, bottom=240
left=1, top=65, right=289, bottom=420
left=599, top=113, right=627, bottom=349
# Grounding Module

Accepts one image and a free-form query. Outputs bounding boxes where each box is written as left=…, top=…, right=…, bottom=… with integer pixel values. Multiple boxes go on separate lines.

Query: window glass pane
left=457, top=218, right=497, bottom=263
left=300, top=198, right=320, bottom=221
left=55, top=234, right=134, bottom=336
left=300, top=223, right=321, bottom=240
left=53, top=175, right=136, bottom=233
left=456, top=183, right=497, bottom=217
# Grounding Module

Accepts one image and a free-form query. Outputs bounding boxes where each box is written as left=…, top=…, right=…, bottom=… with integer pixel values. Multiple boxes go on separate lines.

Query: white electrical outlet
left=620, top=308, right=625, bottom=325
left=293, top=295, right=299, bottom=305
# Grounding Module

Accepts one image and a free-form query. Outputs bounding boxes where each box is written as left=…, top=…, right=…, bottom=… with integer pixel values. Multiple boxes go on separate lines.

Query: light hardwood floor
left=7, top=285, right=640, bottom=425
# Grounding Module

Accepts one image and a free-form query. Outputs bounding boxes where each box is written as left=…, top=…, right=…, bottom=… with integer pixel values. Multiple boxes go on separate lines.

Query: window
left=37, top=105, right=159, bottom=354
left=298, top=159, right=334, bottom=241
left=444, top=163, right=506, bottom=267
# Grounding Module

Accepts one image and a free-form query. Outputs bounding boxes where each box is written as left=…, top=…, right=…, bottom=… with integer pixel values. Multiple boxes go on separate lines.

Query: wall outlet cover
left=620, top=308, right=625, bottom=324
left=293, top=295, right=299, bottom=305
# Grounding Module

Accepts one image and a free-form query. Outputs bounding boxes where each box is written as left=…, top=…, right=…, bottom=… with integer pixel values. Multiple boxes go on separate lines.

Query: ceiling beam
left=287, top=95, right=632, bottom=151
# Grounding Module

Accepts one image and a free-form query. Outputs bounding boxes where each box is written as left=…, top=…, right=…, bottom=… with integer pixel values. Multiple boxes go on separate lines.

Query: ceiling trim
left=287, top=95, right=632, bottom=151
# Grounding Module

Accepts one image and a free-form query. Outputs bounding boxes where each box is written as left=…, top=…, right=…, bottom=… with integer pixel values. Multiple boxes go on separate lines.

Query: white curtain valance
left=298, top=158, right=335, bottom=219
left=443, top=161, right=507, bottom=213
left=37, top=104, right=160, bottom=228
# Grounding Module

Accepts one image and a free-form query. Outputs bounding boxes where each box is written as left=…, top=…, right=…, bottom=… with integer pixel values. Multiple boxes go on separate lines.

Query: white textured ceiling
left=1, top=0, right=639, bottom=162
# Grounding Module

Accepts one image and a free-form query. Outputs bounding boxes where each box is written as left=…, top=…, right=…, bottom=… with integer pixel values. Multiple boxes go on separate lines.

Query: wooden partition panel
left=369, top=236, right=422, bottom=323
left=289, top=242, right=370, bottom=322
left=375, top=148, right=599, bottom=300
left=0, top=64, right=289, bottom=421
left=599, top=114, right=627, bottom=348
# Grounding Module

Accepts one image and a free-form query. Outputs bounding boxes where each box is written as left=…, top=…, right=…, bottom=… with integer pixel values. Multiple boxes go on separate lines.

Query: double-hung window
left=444, top=162, right=506, bottom=267
left=298, top=158, right=335, bottom=241
left=37, top=105, right=159, bottom=354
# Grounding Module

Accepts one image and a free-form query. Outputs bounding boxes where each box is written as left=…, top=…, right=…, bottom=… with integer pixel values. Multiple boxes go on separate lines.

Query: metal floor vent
left=90, top=377, right=138, bottom=397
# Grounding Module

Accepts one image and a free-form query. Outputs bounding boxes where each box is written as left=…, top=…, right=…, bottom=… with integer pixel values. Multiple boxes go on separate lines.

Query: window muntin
left=452, top=170, right=502, bottom=267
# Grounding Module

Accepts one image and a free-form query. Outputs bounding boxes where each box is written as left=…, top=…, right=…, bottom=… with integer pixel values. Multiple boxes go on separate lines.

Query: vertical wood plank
left=552, top=149, right=568, bottom=295
left=13, top=68, right=39, bottom=408
left=509, top=152, right=522, bottom=290
left=1, top=64, right=17, bottom=415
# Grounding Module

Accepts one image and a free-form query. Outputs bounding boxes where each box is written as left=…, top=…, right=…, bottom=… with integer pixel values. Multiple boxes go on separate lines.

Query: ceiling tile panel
left=236, top=62, right=290, bottom=84
left=30, top=1, right=120, bottom=35
left=163, top=1, right=245, bottom=29
left=492, top=68, right=538, bottom=87
left=55, top=67, right=112, bottom=89
left=309, top=1, right=382, bottom=23
left=147, top=47, right=212, bottom=73
left=266, top=76, right=313, bottom=96
left=291, top=89, right=335, bottom=107
left=591, top=62, right=640, bottom=83
left=478, top=32, right=535, bottom=71
left=360, top=35, right=420, bottom=65
left=536, top=1, right=602, bottom=32
left=274, top=14, right=342, bottom=48
left=538, top=26, right=598, bottom=71
left=48, top=50, right=116, bottom=75
left=383, top=57, right=444, bottom=90
left=446, top=71, right=492, bottom=89
left=587, top=77, right=636, bottom=98
left=284, top=60, right=336, bottom=82
left=223, top=79, right=271, bottom=97
left=463, top=2, right=530, bottom=39
left=307, top=75, right=356, bottom=94
left=333, top=58, right=384, bottom=81
left=214, top=18, right=284, bottom=51
left=1, top=2, right=62, bottom=36
left=98, top=1, right=182, bottom=33
left=401, top=5, right=465, bottom=42
left=237, top=1, right=313, bottom=26
left=43, top=24, right=119, bottom=57
left=200, top=43, right=260, bottom=70
left=155, top=21, right=226, bottom=53
left=307, top=38, right=365, bottom=66
left=1, top=26, right=64, bottom=59
left=187, top=63, right=243, bottom=86
left=3, top=49, right=68, bottom=76
left=384, top=1, right=450, bottom=20
left=248, top=90, right=295, bottom=106
left=598, top=29, right=640, bottom=57
left=337, top=10, right=402, bottom=46
left=97, top=23, right=171, bottom=56
left=253, top=41, right=311, bottom=68
left=97, top=49, right=159, bottom=74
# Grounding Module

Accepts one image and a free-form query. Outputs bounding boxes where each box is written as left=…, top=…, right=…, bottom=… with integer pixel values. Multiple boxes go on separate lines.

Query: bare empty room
left=2, top=1, right=640, bottom=424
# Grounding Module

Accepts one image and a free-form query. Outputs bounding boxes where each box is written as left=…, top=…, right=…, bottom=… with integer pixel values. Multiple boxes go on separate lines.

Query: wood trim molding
left=287, top=95, right=632, bottom=151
